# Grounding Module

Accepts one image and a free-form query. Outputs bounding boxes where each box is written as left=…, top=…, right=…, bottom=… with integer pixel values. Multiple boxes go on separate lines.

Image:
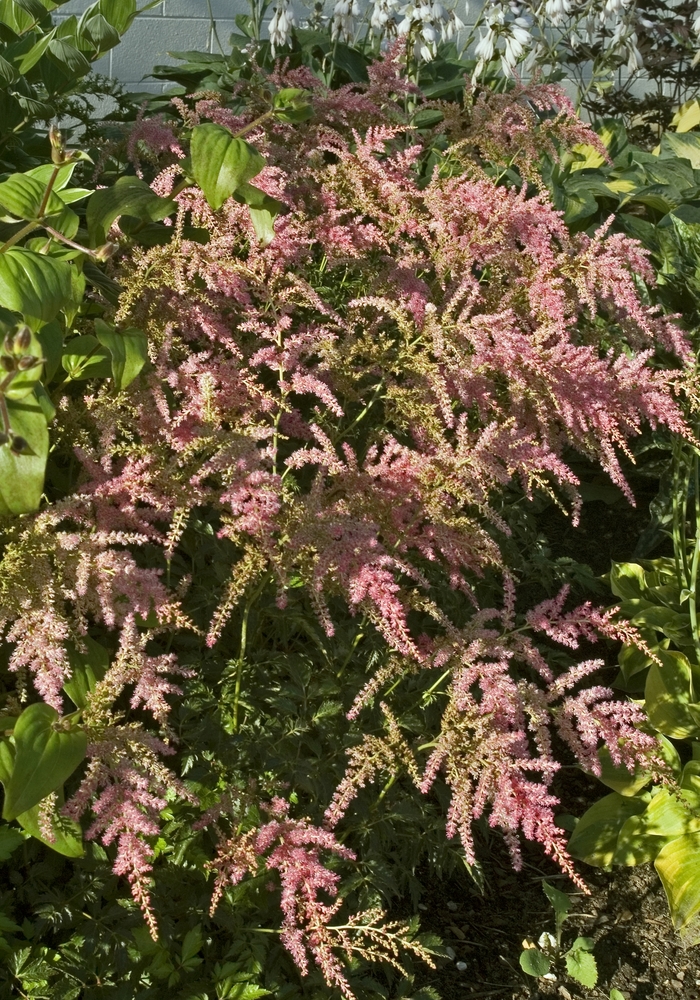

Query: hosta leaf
left=519, top=948, right=550, bottom=977
left=0, top=248, right=72, bottom=324
left=0, top=397, right=48, bottom=515
left=2, top=703, right=87, bottom=820
left=568, top=792, right=647, bottom=868
left=645, top=649, right=700, bottom=739
left=87, top=175, right=175, bottom=245
left=190, top=124, right=265, bottom=211
left=655, top=832, right=700, bottom=945
left=94, top=318, right=148, bottom=389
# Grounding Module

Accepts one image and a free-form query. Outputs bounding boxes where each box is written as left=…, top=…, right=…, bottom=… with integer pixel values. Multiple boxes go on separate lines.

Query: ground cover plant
left=2, top=11, right=700, bottom=1000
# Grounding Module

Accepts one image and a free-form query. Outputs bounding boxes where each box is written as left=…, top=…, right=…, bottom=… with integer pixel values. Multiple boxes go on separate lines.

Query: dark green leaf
left=519, top=948, right=550, bottom=977
left=0, top=248, right=72, bottom=324
left=0, top=172, right=63, bottom=220
left=94, top=318, right=148, bottom=390
left=86, top=175, right=175, bottom=245
left=2, top=702, right=87, bottom=820
left=0, top=824, right=24, bottom=860
left=0, top=396, right=48, bottom=515
left=64, top=636, right=109, bottom=710
left=190, top=124, right=265, bottom=212
left=61, top=334, right=112, bottom=380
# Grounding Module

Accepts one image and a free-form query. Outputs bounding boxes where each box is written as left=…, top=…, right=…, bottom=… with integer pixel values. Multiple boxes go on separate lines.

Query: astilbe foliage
left=0, top=58, right=689, bottom=989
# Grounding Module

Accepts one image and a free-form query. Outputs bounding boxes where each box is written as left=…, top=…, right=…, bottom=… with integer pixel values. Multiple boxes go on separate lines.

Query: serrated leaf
left=0, top=824, right=24, bottom=860
left=565, top=947, right=598, bottom=987
left=94, top=318, right=148, bottom=389
left=0, top=397, right=48, bottom=515
left=2, top=703, right=86, bottom=820
left=519, top=948, right=550, bottom=977
left=190, top=124, right=265, bottom=212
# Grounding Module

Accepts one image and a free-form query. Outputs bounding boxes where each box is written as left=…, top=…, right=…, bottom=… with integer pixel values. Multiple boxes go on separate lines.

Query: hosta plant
left=0, top=55, right=692, bottom=995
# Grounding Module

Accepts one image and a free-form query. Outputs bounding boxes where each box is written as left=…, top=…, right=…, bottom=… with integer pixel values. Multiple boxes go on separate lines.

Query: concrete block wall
left=55, top=0, right=484, bottom=90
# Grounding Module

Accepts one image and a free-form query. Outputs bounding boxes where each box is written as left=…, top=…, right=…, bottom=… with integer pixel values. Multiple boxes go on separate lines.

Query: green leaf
left=2, top=703, right=86, bottom=820
left=645, top=650, right=700, bottom=739
left=0, top=248, right=72, bottom=325
left=655, top=832, right=700, bottom=945
left=61, top=334, right=112, bottom=380
left=190, top=124, right=265, bottom=212
left=0, top=824, right=24, bottom=860
left=0, top=172, right=63, bottom=220
left=0, top=397, right=48, bottom=515
left=568, top=792, right=647, bottom=868
left=37, top=319, right=63, bottom=382
left=610, top=991, right=626, bottom=1000
left=94, top=318, right=148, bottom=389
left=659, top=132, right=700, bottom=169
left=565, top=947, right=598, bottom=988
left=595, top=745, right=652, bottom=796
left=86, top=175, right=175, bottom=246
left=609, top=561, right=646, bottom=601
left=519, top=948, right=550, bottom=977
left=64, top=636, right=109, bottom=710
left=235, top=182, right=282, bottom=246
left=14, top=790, right=84, bottom=857
left=181, top=925, right=203, bottom=963
left=17, top=26, right=56, bottom=74
left=3, top=327, right=44, bottom=401
left=47, top=37, right=90, bottom=75
left=99, top=0, right=137, bottom=34
left=542, top=881, right=572, bottom=916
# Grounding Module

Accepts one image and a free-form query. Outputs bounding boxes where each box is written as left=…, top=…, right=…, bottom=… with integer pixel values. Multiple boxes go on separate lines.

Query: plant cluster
left=2, top=2, right=700, bottom=994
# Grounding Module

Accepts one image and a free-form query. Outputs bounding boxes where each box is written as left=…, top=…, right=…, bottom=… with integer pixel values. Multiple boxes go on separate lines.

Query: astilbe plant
left=0, top=58, right=690, bottom=993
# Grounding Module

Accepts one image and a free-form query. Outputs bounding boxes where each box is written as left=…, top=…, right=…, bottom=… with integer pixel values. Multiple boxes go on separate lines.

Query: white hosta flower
left=500, top=15, right=532, bottom=73
left=269, top=0, right=296, bottom=54
left=370, top=0, right=402, bottom=32
left=331, top=0, right=360, bottom=41
left=694, top=5, right=700, bottom=35
left=544, top=0, right=571, bottom=26
left=474, top=26, right=496, bottom=65
left=626, top=31, right=643, bottom=71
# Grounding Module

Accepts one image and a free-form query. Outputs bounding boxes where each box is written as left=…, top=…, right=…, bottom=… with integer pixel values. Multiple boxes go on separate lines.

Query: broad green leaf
left=2, top=703, right=86, bottom=820
left=0, top=397, right=48, bottom=515
left=64, top=636, right=109, bottom=710
left=595, top=745, right=652, bottom=796
left=48, top=37, right=91, bottom=75
left=659, top=132, right=700, bottom=169
left=542, top=881, right=571, bottom=915
left=0, top=172, right=63, bottom=220
left=14, top=791, right=84, bottom=857
left=81, top=11, right=120, bottom=52
left=569, top=141, right=607, bottom=171
left=0, top=825, right=24, bottom=860
left=645, top=650, right=700, bottom=739
left=25, top=161, right=77, bottom=191
left=3, top=327, right=44, bottom=400
left=33, top=383, right=56, bottom=424
left=671, top=99, right=700, bottom=133
left=37, top=319, right=63, bottom=381
left=519, top=948, right=550, bottom=977
left=235, top=182, right=283, bottom=246
left=94, top=318, right=148, bottom=389
left=0, top=248, right=72, bottom=324
left=86, top=175, right=175, bottom=245
left=17, top=26, right=56, bottom=74
left=655, top=832, right=700, bottom=945
left=609, top=561, right=646, bottom=601
left=565, top=946, right=598, bottom=988
left=61, top=334, right=112, bottom=380
left=99, top=0, right=137, bottom=34
left=190, top=124, right=265, bottom=212
left=181, top=925, right=203, bottom=962
left=610, top=991, right=627, bottom=1000
left=568, top=793, right=647, bottom=868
